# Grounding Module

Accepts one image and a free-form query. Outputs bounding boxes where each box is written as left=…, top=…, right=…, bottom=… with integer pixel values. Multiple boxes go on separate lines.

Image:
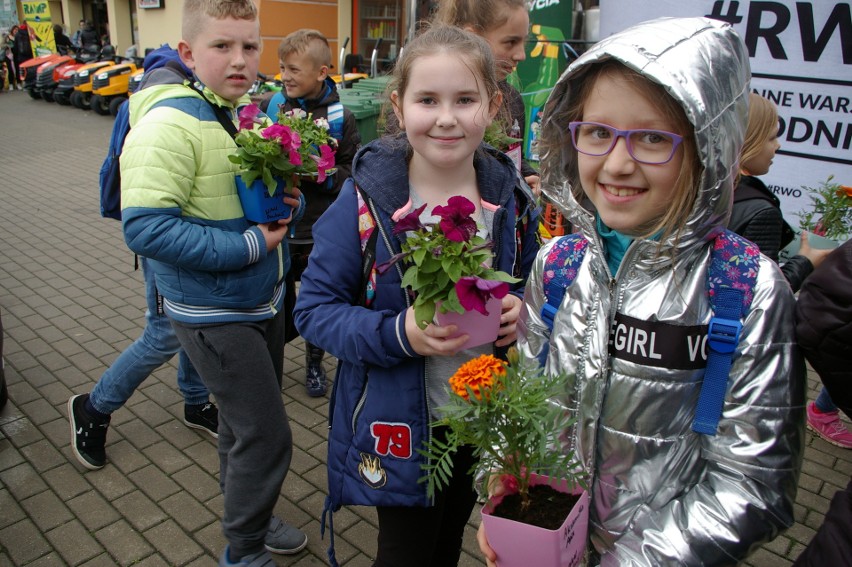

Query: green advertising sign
left=508, top=1, right=574, bottom=163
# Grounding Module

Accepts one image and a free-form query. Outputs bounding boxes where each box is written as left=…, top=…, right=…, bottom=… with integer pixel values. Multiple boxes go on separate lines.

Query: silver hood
left=539, top=17, right=750, bottom=257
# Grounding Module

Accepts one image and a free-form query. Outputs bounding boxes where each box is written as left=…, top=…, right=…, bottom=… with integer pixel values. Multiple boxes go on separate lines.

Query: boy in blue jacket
left=119, top=1, right=306, bottom=564
left=261, top=28, right=361, bottom=398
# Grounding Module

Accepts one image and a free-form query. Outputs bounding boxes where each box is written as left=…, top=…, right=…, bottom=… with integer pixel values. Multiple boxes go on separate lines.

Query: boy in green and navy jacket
left=119, top=1, right=306, bottom=564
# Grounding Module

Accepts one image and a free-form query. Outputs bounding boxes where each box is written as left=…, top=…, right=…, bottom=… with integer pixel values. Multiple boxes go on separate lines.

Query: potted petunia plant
left=379, top=195, right=519, bottom=348
left=797, top=175, right=852, bottom=242
left=781, top=175, right=851, bottom=262
left=229, top=104, right=337, bottom=223
left=421, top=348, right=589, bottom=567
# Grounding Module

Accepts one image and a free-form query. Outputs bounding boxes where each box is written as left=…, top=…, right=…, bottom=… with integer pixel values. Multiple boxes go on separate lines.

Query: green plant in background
left=483, top=119, right=522, bottom=152
left=797, top=175, right=852, bottom=241
left=420, top=348, right=583, bottom=511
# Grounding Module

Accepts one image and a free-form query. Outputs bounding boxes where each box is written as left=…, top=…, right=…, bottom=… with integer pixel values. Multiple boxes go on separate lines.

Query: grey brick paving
left=1, top=89, right=850, bottom=567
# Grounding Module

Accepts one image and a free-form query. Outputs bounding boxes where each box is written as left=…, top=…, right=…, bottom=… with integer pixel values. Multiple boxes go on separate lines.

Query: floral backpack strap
left=541, top=233, right=589, bottom=334
left=357, top=185, right=378, bottom=307
left=694, top=229, right=761, bottom=435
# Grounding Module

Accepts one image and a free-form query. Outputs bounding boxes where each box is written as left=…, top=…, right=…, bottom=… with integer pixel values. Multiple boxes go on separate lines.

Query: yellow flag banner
left=21, top=0, right=55, bottom=56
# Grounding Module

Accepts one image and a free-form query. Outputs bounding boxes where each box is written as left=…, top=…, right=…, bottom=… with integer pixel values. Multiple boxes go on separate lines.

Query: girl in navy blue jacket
left=294, top=25, right=539, bottom=567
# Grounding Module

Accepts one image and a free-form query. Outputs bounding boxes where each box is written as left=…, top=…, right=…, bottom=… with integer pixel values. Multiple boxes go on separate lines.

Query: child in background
left=432, top=0, right=541, bottom=195
left=481, top=17, right=805, bottom=566
left=726, top=93, right=846, bottom=448
left=294, top=25, right=539, bottom=567
left=728, top=92, right=830, bottom=291
left=260, top=28, right=361, bottom=398
left=119, top=1, right=307, bottom=564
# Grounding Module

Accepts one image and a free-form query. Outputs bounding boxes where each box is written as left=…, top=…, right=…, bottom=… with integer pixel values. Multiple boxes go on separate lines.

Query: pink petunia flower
left=238, top=103, right=262, bottom=130
left=310, top=144, right=337, bottom=183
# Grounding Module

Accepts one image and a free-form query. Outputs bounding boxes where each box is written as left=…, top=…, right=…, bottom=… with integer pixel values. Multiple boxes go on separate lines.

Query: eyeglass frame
left=567, top=121, right=684, bottom=165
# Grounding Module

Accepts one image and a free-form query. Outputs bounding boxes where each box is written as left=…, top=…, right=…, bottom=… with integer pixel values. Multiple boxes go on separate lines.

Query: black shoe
left=305, top=364, right=328, bottom=398
left=305, top=343, right=328, bottom=398
left=184, top=402, right=218, bottom=438
left=68, top=394, right=110, bottom=470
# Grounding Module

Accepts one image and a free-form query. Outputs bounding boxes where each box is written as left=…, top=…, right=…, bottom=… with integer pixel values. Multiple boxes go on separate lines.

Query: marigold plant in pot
left=378, top=195, right=519, bottom=348
left=229, top=104, right=337, bottom=223
left=421, top=349, right=588, bottom=567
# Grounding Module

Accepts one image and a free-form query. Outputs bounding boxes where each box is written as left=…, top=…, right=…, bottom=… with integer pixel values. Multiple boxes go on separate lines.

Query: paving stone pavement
left=0, top=90, right=849, bottom=567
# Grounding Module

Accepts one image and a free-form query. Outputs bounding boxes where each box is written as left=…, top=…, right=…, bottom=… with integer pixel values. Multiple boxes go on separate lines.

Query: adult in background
left=79, top=21, right=100, bottom=52
left=2, top=26, right=19, bottom=90
left=71, top=19, right=85, bottom=50
left=12, top=22, right=37, bottom=75
left=53, top=24, right=74, bottom=56
left=793, top=240, right=852, bottom=566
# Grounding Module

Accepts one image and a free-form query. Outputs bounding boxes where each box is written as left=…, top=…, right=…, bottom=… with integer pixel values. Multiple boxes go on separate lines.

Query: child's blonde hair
left=390, top=24, right=501, bottom=123
left=278, top=29, right=331, bottom=68
left=433, top=0, right=528, bottom=34
left=553, top=61, right=702, bottom=242
left=740, top=93, right=778, bottom=172
left=182, top=0, right=258, bottom=43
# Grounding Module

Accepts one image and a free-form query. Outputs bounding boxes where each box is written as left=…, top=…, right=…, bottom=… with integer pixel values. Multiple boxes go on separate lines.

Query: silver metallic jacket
left=517, top=18, right=805, bottom=566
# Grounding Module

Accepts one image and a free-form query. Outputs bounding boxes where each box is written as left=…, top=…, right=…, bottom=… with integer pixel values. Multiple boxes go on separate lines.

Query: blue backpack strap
left=327, top=101, right=344, bottom=142
left=541, top=234, right=589, bottom=332
left=693, top=230, right=760, bottom=435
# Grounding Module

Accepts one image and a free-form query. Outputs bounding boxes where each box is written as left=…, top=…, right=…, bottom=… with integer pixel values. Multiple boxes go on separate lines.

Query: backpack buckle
left=707, top=316, right=742, bottom=355
left=540, top=303, right=558, bottom=331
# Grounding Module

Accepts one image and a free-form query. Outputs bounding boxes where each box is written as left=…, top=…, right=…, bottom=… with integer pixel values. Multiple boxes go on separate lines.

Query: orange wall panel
left=258, top=1, right=340, bottom=75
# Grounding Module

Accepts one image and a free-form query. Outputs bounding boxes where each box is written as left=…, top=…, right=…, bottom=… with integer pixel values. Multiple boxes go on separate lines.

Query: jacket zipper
left=350, top=197, right=409, bottom=435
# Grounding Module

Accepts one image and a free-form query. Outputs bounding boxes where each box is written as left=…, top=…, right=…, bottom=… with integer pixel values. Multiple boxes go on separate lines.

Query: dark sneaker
left=68, top=394, right=110, bottom=470
left=264, top=516, right=308, bottom=555
left=218, top=546, right=276, bottom=566
left=305, top=364, right=327, bottom=398
left=184, top=402, right=219, bottom=438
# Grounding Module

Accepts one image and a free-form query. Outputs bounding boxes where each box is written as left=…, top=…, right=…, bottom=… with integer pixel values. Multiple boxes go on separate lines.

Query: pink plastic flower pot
left=481, top=473, right=589, bottom=567
left=434, top=295, right=502, bottom=349
left=235, top=175, right=293, bottom=224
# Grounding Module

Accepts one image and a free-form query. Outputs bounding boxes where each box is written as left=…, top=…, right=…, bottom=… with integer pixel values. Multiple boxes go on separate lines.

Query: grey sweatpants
left=171, top=311, right=291, bottom=558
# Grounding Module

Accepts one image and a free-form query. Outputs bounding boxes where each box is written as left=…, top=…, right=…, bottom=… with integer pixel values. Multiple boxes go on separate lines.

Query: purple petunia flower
left=455, top=277, right=509, bottom=315
left=393, top=204, right=428, bottom=235
left=433, top=196, right=477, bottom=242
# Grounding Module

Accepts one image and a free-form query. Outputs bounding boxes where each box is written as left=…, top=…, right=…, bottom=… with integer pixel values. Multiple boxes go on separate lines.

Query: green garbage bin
left=339, top=90, right=386, bottom=143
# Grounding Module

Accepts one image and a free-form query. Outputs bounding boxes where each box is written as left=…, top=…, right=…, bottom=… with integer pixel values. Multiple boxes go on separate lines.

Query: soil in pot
left=491, top=484, right=581, bottom=530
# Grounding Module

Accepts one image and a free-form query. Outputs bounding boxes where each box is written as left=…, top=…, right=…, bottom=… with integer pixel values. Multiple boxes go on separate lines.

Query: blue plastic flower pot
left=235, top=175, right=293, bottom=223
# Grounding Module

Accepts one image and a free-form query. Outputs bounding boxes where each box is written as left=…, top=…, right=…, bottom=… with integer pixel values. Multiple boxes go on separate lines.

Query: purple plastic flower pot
left=235, top=175, right=293, bottom=223
left=481, top=473, right=589, bottom=567
left=434, top=295, right=502, bottom=349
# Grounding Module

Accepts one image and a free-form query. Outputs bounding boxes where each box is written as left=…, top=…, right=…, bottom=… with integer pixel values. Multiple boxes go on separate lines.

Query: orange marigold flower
left=449, top=354, right=506, bottom=401
left=839, top=185, right=852, bottom=199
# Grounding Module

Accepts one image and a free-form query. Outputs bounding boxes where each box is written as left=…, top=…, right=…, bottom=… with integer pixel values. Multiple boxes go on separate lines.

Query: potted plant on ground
left=229, top=104, right=337, bottom=223
left=420, top=348, right=588, bottom=567
left=378, top=195, right=519, bottom=348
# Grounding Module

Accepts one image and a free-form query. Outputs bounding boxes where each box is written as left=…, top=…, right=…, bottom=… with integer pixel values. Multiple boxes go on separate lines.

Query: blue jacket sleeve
left=294, top=183, right=417, bottom=367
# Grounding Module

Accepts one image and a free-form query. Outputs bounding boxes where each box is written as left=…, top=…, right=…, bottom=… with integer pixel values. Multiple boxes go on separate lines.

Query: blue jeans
left=815, top=387, right=839, bottom=413
left=89, top=258, right=209, bottom=414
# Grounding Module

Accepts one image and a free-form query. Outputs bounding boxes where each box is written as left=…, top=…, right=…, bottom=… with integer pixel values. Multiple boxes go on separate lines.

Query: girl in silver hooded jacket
left=479, top=17, right=805, bottom=567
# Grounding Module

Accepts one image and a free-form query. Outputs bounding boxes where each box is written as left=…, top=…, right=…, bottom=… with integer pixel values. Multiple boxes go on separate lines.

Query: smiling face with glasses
left=572, top=69, right=688, bottom=236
